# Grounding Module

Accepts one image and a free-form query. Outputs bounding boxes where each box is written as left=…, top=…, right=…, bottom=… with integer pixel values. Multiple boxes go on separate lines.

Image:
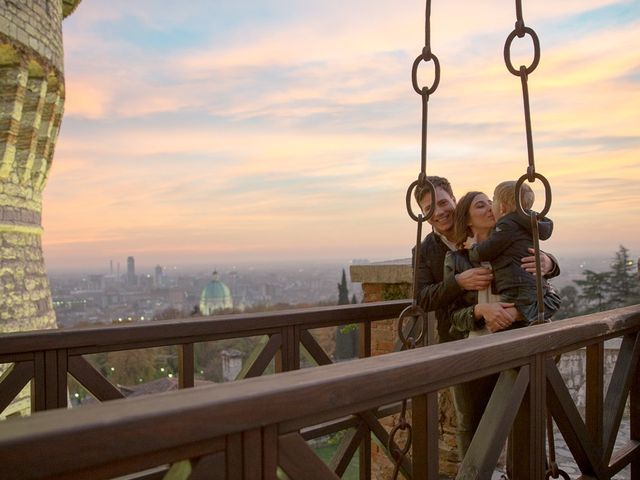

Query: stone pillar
left=0, top=0, right=82, bottom=417
left=350, top=260, right=459, bottom=478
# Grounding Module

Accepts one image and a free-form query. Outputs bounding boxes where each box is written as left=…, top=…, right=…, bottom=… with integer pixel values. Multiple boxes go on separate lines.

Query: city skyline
left=43, top=1, right=639, bottom=269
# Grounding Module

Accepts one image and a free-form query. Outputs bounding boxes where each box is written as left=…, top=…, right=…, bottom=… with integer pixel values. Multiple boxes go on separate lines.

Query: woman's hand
left=474, top=302, right=515, bottom=332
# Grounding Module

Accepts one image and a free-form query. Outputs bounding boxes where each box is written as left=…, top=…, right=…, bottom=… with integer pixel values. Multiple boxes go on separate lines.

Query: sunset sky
left=43, top=0, right=639, bottom=271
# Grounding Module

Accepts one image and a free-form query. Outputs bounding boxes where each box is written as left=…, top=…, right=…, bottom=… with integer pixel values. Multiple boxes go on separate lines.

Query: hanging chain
left=389, top=1, right=440, bottom=477
left=504, top=0, right=552, bottom=326
left=505, top=4, right=566, bottom=480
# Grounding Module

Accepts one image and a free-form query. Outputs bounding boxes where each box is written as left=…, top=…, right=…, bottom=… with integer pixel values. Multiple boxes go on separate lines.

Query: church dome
left=199, top=271, right=233, bottom=315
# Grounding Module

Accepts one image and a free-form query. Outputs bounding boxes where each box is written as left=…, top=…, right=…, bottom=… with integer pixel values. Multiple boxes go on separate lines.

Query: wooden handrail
left=0, top=305, right=638, bottom=479
left=0, top=300, right=410, bottom=357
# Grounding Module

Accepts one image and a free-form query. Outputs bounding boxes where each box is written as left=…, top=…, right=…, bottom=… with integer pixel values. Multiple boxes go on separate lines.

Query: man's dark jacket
left=413, top=232, right=464, bottom=343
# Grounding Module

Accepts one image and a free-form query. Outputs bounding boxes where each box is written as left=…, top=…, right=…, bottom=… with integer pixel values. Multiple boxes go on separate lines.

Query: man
left=413, top=176, right=559, bottom=342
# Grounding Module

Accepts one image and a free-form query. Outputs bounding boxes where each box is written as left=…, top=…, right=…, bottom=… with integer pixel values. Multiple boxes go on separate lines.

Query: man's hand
left=455, top=267, right=492, bottom=291
left=475, top=302, right=515, bottom=332
left=521, top=248, right=553, bottom=275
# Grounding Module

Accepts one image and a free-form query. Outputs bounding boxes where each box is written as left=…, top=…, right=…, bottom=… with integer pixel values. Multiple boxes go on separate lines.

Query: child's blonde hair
left=493, top=180, right=534, bottom=212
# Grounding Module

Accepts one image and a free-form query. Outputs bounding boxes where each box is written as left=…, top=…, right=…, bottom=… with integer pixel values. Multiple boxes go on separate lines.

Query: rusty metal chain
left=390, top=1, right=439, bottom=477
left=505, top=3, right=565, bottom=480
left=504, top=0, right=552, bottom=325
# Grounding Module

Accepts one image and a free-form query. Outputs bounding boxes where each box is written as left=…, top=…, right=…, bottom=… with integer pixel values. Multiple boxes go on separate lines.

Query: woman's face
left=467, top=193, right=495, bottom=232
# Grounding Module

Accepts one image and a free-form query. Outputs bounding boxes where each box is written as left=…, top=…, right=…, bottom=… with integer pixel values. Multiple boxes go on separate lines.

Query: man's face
left=419, top=187, right=456, bottom=235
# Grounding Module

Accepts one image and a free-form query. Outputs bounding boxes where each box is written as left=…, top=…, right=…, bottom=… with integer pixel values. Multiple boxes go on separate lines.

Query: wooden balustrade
left=0, top=305, right=639, bottom=479
left=0, top=300, right=411, bottom=413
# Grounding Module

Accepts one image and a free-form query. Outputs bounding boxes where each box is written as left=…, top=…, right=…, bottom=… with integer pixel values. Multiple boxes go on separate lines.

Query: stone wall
left=0, top=0, right=82, bottom=417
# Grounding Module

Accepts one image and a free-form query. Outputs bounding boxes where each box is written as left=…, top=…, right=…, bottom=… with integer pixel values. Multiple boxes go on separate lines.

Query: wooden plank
left=359, top=410, right=412, bottom=477
left=57, top=349, right=68, bottom=408
left=189, top=452, right=226, bottom=480
left=0, top=361, right=33, bottom=413
left=358, top=322, right=371, bottom=358
left=278, top=432, right=339, bottom=480
left=241, top=334, right=282, bottom=379
left=68, top=355, right=124, bottom=401
left=603, top=333, right=640, bottom=461
left=300, top=403, right=402, bottom=440
left=546, top=358, right=605, bottom=477
left=243, top=429, right=263, bottom=480
left=32, top=351, right=45, bottom=412
left=300, top=330, right=333, bottom=366
left=0, top=300, right=411, bottom=357
left=179, top=343, right=194, bottom=389
left=226, top=433, right=243, bottom=480
left=359, top=422, right=371, bottom=480
left=45, top=350, right=59, bottom=410
left=425, top=392, right=439, bottom=479
left=328, top=423, right=366, bottom=476
left=631, top=336, right=640, bottom=480
left=411, top=394, right=428, bottom=480
left=458, top=367, right=529, bottom=480
left=292, top=327, right=300, bottom=371
left=608, top=440, right=640, bottom=476
left=586, top=343, right=604, bottom=450
left=263, top=425, right=278, bottom=480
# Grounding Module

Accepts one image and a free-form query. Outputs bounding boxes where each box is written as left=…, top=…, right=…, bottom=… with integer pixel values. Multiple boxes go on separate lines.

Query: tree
left=351, top=294, right=357, bottom=304
left=607, top=245, right=640, bottom=308
left=335, top=269, right=357, bottom=360
left=575, top=269, right=610, bottom=313
left=337, top=269, right=350, bottom=305
left=554, top=285, right=581, bottom=319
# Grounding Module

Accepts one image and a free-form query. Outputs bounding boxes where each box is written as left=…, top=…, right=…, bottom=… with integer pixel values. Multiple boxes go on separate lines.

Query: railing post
left=631, top=341, right=640, bottom=479
left=278, top=326, right=300, bottom=372
left=359, top=321, right=372, bottom=479
left=32, top=349, right=67, bottom=411
left=586, top=343, right=604, bottom=451
left=179, top=343, right=194, bottom=388
left=411, top=392, right=439, bottom=479
left=510, top=356, right=545, bottom=479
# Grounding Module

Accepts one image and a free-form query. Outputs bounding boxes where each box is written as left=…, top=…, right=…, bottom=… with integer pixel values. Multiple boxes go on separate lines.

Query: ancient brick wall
left=0, top=0, right=82, bottom=416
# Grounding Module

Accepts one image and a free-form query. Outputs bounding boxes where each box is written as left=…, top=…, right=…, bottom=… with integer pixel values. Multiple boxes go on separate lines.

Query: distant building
left=199, top=271, right=233, bottom=315
left=154, top=265, right=164, bottom=287
left=127, top=256, right=136, bottom=285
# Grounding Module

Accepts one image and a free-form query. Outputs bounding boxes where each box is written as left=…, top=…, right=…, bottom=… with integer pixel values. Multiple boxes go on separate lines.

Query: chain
left=504, top=0, right=551, bottom=325
left=505, top=3, right=566, bottom=480
left=389, top=1, right=440, bottom=477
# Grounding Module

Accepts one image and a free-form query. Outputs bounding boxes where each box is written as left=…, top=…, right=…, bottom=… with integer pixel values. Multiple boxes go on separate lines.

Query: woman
left=442, top=191, right=509, bottom=460
left=444, top=191, right=560, bottom=462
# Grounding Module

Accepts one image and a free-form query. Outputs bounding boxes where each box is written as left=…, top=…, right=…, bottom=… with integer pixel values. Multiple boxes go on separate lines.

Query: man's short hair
left=493, top=180, right=534, bottom=212
left=414, top=175, right=454, bottom=203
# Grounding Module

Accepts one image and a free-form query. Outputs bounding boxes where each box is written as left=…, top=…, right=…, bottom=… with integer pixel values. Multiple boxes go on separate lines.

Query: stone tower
left=0, top=0, right=81, bottom=337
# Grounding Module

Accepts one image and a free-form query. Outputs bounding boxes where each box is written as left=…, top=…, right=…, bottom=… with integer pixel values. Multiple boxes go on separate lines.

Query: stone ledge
left=350, top=258, right=412, bottom=284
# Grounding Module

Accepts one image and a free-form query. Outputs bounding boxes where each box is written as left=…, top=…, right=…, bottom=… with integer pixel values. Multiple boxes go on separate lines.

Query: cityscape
left=50, top=256, right=365, bottom=329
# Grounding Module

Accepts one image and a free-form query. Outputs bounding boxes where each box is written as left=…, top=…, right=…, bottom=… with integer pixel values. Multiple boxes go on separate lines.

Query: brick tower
left=0, top=0, right=82, bottom=415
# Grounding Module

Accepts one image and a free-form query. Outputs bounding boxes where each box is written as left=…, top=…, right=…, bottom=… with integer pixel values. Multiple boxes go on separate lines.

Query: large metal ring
left=405, top=178, right=435, bottom=222
left=515, top=172, right=552, bottom=220
left=411, top=52, right=441, bottom=96
left=388, top=422, right=412, bottom=458
left=545, top=469, right=570, bottom=480
left=397, top=304, right=426, bottom=348
left=503, top=26, right=540, bottom=76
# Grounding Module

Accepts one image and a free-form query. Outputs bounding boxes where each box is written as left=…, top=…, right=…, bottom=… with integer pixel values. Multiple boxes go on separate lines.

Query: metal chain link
left=390, top=1, right=439, bottom=477
left=504, top=3, right=565, bottom=480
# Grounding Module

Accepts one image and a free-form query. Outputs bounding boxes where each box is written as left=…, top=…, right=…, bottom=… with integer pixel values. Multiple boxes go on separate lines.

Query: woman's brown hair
left=452, top=191, right=483, bottom=248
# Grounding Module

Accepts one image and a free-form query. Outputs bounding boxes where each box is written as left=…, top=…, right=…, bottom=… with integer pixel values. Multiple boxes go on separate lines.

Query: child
left=467, top=181, right=561, bottom=323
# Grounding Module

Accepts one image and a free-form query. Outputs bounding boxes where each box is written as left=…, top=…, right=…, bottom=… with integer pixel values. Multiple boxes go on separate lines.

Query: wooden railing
left=0, top=300, right=410, bottom=412
left=0, top=305, right=639, bottom=479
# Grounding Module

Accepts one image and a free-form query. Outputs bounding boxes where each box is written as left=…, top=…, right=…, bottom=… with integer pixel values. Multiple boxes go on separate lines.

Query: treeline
left=555, top=245, right=640, bottom=319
